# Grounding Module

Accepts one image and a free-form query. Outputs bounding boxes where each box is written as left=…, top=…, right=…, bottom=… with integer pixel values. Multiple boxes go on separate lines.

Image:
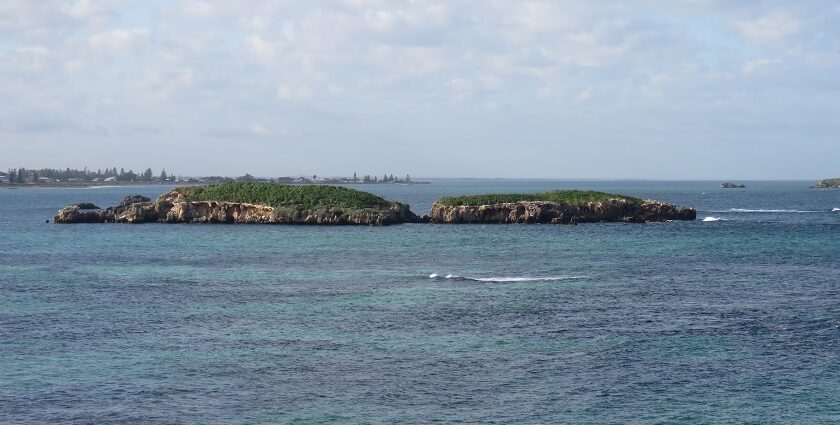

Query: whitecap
left=702, top=217, right=722, bottom=222
left=833, top=208, right=840, bottom=212
left=430, top=274, right=586, bottom=283
left=469, top=276, right=587, bottom=282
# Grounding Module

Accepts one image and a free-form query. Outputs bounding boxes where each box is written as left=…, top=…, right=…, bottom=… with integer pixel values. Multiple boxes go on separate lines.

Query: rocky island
left=55, top=184, right=696, bottom=226
left=427, top=190, right=696, bottom=224
left=721, top=182, right=746, bottom=188
left=810, top=178, right=840, bottom=188
left=54, top=182, right=420, bottom=225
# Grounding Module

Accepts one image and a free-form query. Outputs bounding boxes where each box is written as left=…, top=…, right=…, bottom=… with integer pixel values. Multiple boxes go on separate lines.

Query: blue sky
left=1, top=1, right=838, bottom=179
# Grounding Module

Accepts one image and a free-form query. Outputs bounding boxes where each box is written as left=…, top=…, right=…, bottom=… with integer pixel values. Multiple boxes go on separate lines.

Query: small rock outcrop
left=427, top=199, right=696, bottom=224
left=810, top=178, right=840, bottom=188
left=55, top=191, right=419, bottom=225
left=721, top=183, right=746, bottom=188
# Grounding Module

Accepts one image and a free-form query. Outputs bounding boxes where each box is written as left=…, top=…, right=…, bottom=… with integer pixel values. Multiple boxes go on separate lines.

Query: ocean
left=1, top=180, right=839, bottom=423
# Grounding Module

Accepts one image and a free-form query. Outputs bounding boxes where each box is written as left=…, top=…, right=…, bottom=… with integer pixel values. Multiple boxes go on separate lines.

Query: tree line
left=2, top=167, right=172, bottom=184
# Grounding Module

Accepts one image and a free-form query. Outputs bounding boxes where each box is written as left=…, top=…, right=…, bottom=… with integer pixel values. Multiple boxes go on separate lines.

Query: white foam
left=833, top=208, right=840, bottom=212
left=470, top=276, right=586, bottom=282
left=430, top=274, right=586, bottom=282
left=702, top=217, right=722, bottom=222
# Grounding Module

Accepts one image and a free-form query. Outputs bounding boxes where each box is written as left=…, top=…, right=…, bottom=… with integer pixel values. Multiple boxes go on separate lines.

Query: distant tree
left=143, top=168, right=153, bottom=181
left=353, top=172, right=357, bottom=180
left=160, top=169, right=168, bottom=181
left=17, top=168, right=26, bottom=183
left=374, top=175, right=378, bottom=182
left=119, top=168, right=125, bottom=177
left=312, top=174, right=317, bottom=180
left=31, top=170, right=39, bottom=183
left=405, top=174, right=411, bottom=182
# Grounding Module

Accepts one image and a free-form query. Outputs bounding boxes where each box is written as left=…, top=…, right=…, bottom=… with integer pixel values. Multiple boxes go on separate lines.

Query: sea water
left=1, top=180, right=839, bottom=423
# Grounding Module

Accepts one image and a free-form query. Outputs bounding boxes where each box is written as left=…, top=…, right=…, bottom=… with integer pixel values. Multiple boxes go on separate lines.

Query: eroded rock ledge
left=427, top=199, right=696, bottom=224
left=55, top=191, right=419, bottom=226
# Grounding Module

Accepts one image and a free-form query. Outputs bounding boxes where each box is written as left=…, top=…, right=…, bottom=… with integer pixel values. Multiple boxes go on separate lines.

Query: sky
left=1, top=0, right=838, bottom=179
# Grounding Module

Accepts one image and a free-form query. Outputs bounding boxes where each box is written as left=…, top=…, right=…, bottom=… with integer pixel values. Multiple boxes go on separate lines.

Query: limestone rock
left=55, top=190, right=420, bottom=225
left=427, top=199, right=695, bottom=224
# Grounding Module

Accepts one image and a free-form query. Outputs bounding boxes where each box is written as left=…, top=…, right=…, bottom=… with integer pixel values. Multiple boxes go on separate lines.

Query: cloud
left=1, top=1, right=839, bottom=178
left=88, top=28, right=150, bottom=51
left=244, top=34, right=276, bottom=62
left=741, top=58, right=782, bottom=75
left=736, top=12, right=800, bottom=43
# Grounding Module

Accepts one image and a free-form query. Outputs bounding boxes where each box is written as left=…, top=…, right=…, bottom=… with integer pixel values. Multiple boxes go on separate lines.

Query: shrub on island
left=175, top=181, right=399, bottom=210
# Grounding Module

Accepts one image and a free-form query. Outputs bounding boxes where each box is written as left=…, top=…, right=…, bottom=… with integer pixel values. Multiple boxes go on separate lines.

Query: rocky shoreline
left=428, top=199, right=696, bottom=224
left=54, top=191, right=420, bottom=226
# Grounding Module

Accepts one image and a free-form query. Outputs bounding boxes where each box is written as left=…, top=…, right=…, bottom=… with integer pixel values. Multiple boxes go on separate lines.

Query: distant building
left=104, top=177, right=117, bottom=182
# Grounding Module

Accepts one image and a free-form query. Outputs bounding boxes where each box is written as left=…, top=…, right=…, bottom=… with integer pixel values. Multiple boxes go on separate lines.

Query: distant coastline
left=0, top=167, right=429, bottom=188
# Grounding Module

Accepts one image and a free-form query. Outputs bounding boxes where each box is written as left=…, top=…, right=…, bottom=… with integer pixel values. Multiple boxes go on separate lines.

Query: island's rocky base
left=427, top=199, right=696, bottom=224
left=55, top=191, right=420, bottom=225
left=811, top=178, right=840, bottom=188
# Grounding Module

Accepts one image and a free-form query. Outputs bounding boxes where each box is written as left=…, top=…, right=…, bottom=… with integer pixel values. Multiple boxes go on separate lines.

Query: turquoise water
left=1, top=180, right=840, bottom=423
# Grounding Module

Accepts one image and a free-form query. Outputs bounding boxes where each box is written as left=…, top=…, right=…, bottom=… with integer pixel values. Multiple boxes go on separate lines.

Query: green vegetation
left=176, top=181, right=397, bottom=210
left=436, top=190, right=643, bottom=206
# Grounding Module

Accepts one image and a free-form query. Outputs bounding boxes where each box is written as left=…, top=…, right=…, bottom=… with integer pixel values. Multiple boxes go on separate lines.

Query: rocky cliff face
left=55, top=191, right=419, bottom=225
left=427, top=199, right=696, bottom=224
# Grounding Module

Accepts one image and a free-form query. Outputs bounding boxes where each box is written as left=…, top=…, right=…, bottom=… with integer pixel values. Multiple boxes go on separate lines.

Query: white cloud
left=276, top=85, right=312, bottom=101
left=448, top=78, right=473, bottom=103
left=182, top=1, right=213, bottom=17
left=577, top=88, right=592, bottom=101
left=742, top=58, right=782, bottom=75
left=736, top=12, right=800, bottom=43
left=249, top=124, right=268, bottom=135
left=1, top=1, right=839, bottom=178
left=88, top=28, right=150, bottom=51
left=5, top=46, right=55, bottom=72
left=244, top=34, right=276, bottom=62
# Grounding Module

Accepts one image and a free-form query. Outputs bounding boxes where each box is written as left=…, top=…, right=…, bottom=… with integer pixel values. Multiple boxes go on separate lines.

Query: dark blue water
left=1, top=180, right=839, bottom=423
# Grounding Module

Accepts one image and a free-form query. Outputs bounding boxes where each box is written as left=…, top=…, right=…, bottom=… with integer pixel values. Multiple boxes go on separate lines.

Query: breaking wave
left=702, top=217, right=723, bottom=222
left=833, top=208, right=840, bottom=212
left=429, top=273, right=586, bottom=282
